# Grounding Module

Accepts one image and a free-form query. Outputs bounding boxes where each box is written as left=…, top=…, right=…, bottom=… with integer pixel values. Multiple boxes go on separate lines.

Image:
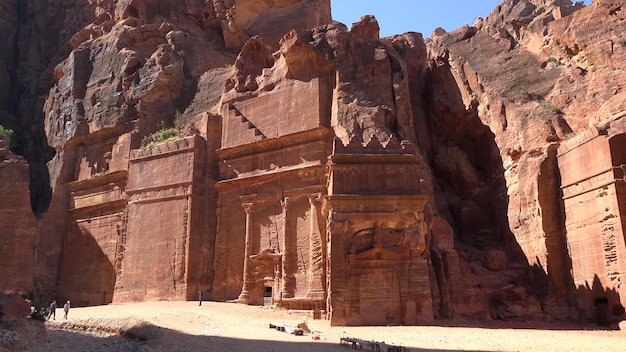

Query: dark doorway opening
left=264, top=286, right=273, bottom=306
left=594, top=297, right=609, bottom=325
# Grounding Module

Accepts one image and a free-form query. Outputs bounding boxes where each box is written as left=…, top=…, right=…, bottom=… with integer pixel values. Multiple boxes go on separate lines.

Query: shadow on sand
left=38, top=322, right=489, bottom=352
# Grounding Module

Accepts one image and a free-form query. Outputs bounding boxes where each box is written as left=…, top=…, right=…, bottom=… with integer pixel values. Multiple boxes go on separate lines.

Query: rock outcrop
left=1, top=0, right=626, bottom=327
left=426, top=0, right=626, bottom=322
left=0, top=316, right=47, bottom=351
left=0, top=140, right=36, bottom=296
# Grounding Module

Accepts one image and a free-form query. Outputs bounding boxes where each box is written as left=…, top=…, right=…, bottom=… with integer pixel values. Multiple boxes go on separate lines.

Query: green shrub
left=619, top=39, right=626, bottom=48
left=0, top=124, right=14, bottom=141
left=392, top=42, right=406, bottom=55
left=547, top=56, right=562, bottom=65
left=174, top=110, right=184, bottom=132
left=590, top=65, right=608, bottom=72
left=541, top=100, right=562, bottom=114
left=142, top=122, right=179, bottom=148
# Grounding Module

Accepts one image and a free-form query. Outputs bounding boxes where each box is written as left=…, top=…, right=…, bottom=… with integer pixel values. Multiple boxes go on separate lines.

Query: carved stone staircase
left=228, top=104, right=266, bottom=142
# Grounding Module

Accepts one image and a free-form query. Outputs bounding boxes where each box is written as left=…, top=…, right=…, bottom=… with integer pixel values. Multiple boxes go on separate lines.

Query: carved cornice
left=68, top=199, right=127, bottom=218
left=332, top=135, right=420, bottom=156
left=323, top=195, right=429, bottom=216
left=126, top=181, right=194, bottom=195
left=65, top=123, right=128, bottom=148
left=130, top=135, right=202, bottom=162
left=68, top=170, right=128, bottom=193
left=71, top=184, right=126, bottom=210
left=240, top=194, right=260, bottom=213
left=244, top=192, right=281, bottom=205
left=307, top=192, right=323, bottom=205
left=217, top=127, right=333, bottom=160
left=215, top=164, right=326, bottom=191
left=283, top=185, right=326, bottom=201
left=558, top=126, right=609, bottom=157
left=326, top=195, right=428, bottom=204
left=561, top=166, right=625, bottom=200
left=241, top=202, right=255, bottom=214
left=249, top=248, right=281, bottom=262
left=220, top=159, right=326, bottom=182
left=128, top=184, right=193, bottom=204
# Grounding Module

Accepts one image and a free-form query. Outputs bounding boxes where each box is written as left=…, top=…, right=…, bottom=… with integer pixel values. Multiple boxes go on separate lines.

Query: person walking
left=48, top=300, right=57, bottom=320
left=198, top=291, right=203, bottom=306
left=63, top=300, right=70, bottom=319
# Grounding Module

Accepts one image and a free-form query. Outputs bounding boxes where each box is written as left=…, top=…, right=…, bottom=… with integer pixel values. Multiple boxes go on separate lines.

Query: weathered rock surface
left=0, top=140, right=36, bottom=296
left=215, top=0, right=332, bottom=50
left=0, top=295, right=31, bottom=318
left=1, top=0, right=626, bottom=329
left=427, top=0, right=626, bottom=322
left=0, top=316, right=46, bottom=351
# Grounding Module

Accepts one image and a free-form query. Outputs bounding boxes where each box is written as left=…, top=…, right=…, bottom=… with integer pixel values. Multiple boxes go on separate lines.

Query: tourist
left=48, top=300, right=57, bottom=320
left=198, top=291, right=203, bottom=306
left=63, top=300, right=70, bottom=319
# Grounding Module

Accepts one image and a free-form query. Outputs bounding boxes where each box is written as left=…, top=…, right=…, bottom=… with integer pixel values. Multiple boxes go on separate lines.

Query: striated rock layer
left=1, top=0, right=625, bottom=326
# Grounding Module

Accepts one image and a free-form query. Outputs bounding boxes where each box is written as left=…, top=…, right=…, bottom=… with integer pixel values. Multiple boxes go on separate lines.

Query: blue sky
left=330, top=0, right=592, bottom=38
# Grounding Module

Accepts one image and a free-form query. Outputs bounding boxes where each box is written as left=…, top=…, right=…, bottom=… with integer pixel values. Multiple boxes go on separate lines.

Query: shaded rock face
left=2, top=0, right=626, bottom=327
left=427, top=0, right=626, bottom=323
left=0, top=0, right=17, bottom=131
left=0, top=316, right=47, bottom=351
left=0, top=140, right=36, bottom=297
left=0, top=295, right=31, bottom=318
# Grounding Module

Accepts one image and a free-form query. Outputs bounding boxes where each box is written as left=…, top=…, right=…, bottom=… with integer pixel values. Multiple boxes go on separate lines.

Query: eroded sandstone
left=1, top=0, right=626, bottom=328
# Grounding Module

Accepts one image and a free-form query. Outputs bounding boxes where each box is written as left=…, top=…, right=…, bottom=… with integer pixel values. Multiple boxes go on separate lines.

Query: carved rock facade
left=1, top=0, right=626, bottom=327
left=558, top=121, right=626, bottom=325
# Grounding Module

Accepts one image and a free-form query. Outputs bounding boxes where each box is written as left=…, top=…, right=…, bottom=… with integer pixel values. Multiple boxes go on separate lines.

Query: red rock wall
left=211, top=197, right=246, bottom=300
left=0, top=142, right=36, bottom=295
left=5, top=0, right=626, bottom=328
left=57, top=212, right=121, bottom=306
left=54, top=131, right=132, bottom=306
left=121, top=200, right=189, bottom=300
left=215, top=0, right=332, bottom=50
left=558, top=130, right=626, bottom=323
left=118, top=136, right=207, bottom=301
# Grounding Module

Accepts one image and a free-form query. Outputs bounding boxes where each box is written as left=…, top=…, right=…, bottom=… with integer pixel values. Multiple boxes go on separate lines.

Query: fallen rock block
left=284, top=325, right=303, bottom=335
left=340, top=337, right=408, bottom=352
left=0, top=295, right=31, bottom=318
left=269, top=322, right=303, bottom=335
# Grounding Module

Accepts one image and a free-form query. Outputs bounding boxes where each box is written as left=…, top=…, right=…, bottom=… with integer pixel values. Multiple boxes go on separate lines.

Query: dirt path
left=36, top=301, right=626, bottom=352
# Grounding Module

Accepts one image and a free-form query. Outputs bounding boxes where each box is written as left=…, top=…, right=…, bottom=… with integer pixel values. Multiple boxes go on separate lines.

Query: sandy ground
left=35, top=301, right=626, bottom=352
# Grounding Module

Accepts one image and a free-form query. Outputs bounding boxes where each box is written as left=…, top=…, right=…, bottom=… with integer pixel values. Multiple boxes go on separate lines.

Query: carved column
left=213, top=206, right=230, bottom=290
left=237, top=202, right=254, bottom=303
left=306, top=193, right=325, bottom=300
left=281, top=197, right=294, bottom=298
left=325, top=216, right=350, bottom=325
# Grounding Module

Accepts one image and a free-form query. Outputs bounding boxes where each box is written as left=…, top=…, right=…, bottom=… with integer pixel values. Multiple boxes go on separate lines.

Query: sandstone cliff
left=0, top=140, right=36, bottom=295
left=427, top=0, right=626, bottom=320
left=1, top=0, right=625, bottom=327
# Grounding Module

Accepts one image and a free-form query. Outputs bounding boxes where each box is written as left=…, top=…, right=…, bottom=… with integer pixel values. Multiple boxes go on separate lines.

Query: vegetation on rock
left=0, top=124, right=13, bottom=141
